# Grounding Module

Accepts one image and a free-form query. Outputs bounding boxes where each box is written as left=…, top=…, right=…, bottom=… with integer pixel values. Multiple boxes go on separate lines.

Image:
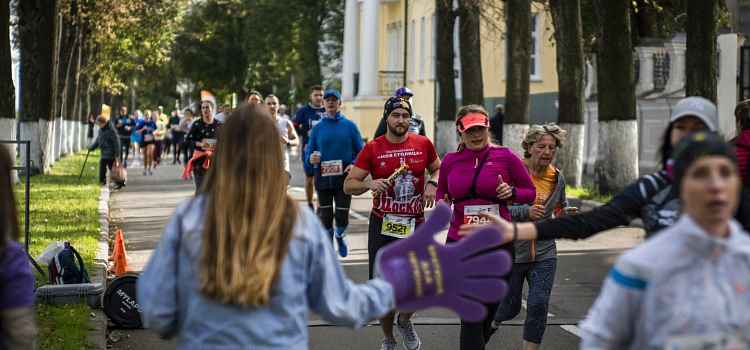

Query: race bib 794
left=463, top=204, right=500, bottom=225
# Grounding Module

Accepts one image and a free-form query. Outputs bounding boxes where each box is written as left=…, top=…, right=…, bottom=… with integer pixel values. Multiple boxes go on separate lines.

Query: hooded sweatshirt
left=436, top=145, right=536, bottom=241
left=304, top=111, right=364, bottom=190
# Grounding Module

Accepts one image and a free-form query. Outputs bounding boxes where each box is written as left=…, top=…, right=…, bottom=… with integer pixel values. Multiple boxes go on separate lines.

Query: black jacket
left=535, top=170, right=750, bottom=240
left=90, top=121, right=121, bottom=159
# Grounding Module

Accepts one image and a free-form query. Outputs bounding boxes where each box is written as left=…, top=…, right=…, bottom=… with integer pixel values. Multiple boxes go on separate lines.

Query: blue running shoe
left=335, top=234, right=348, bottom=257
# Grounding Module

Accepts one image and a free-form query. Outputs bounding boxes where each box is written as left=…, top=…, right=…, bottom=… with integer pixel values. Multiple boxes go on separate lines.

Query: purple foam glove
left=374, top=202, right=512, bottom=322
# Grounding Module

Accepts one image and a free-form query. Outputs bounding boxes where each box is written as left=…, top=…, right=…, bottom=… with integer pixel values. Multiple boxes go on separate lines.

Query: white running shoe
left=380, top=338, right=397, bottom=350
left=396, top=314, right=421, bottom=350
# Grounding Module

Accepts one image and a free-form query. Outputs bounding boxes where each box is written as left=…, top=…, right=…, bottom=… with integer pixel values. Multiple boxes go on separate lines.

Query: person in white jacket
left=579, top=131, right=750, bottom=350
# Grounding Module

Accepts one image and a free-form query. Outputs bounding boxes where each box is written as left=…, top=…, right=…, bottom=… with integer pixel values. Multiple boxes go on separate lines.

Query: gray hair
left=521, top=123, right=567, bottom=158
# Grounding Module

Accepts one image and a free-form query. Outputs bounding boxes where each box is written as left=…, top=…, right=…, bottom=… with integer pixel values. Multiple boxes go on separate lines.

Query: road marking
left=349, top=210, right=367, bottom=220
left=521, top=298, right=581, bottom=338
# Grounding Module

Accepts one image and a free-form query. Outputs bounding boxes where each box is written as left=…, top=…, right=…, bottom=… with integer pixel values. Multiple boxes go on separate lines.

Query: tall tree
left=685, top=0, right=717, bottom=102
left=0, top=0, right=16, bottom=146
left=457, top=0, right=483, bottom=106
left=549, top=0, right=585, bottom=187
left=63, top=0, right=83, bottom=154
left=435, top=0, right=458, bottom=156
left=504, top=0, right=531, bottom=158
left=18, top=0, right=60, bottom=174
left=593, top=0, right=638, bottom=194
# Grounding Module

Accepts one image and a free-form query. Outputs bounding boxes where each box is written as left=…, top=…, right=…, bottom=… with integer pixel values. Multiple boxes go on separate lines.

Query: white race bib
left=664, top=332, right=749, bottom=350
left=321, top=160, right=343, bottom=177
left=463, top=204, right=500, bottom=225
left=381, top=214, right=416, bottom=238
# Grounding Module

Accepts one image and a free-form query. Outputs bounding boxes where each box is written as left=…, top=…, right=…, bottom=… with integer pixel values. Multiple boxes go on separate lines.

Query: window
left=409, top=20, right=415, bottom=82
left=419, top=17, right=425, bottom=82
left=430, top=12, right=437, bottom=81
left=504, top=13, right=542, bottom=81
left=530, top=13, right=541, bottom=81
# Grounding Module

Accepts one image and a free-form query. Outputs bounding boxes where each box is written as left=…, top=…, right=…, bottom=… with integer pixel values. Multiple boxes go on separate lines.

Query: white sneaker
left=396, top=314, right=420, bottom=350
left=380, top=338, right=397, bottom=350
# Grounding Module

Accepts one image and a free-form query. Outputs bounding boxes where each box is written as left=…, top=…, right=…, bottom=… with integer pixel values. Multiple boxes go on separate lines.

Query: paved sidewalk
left=105, top=152, right=641, bottom=349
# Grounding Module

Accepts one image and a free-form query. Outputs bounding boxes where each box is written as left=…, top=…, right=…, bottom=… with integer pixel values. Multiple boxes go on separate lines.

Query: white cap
left=669, top=97, right=718, bottom=132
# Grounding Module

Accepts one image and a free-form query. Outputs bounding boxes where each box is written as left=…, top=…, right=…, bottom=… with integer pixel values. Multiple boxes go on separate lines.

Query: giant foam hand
left=374, top=202, right=512, bottom=323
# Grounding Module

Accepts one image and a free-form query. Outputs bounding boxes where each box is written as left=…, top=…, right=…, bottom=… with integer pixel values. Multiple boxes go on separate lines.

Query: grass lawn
left=14, top=149, right=103, bottom=350
left=566, top=182, right=614, bottom=204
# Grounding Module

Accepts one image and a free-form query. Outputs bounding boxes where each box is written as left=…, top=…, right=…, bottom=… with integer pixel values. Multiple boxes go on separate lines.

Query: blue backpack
left=49, top=242, right=91, bottom=285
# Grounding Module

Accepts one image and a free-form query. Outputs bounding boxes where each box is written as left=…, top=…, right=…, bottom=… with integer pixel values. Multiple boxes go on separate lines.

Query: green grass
left=14, top=149, right=102, bottom=350
left=566, top=182, right=614, bottom=203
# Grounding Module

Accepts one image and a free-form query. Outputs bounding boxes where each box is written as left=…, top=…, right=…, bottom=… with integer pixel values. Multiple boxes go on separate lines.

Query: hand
left=281, top=136, right=290, bottom=145
left=565, top=207, right=579, bottom=215
left=367, top=178, right=391, bottom=193
left=422, top=182, right=437, bottom=208
left=196, top=141, right=204, bottom=148
left=528, top=205, right=545, bottom=221
left=309, top=153, right=320, bottom=164
left=439, top=193, right=451, bottom=204
left=458, top=212, right=514, bottom=244
left=374, top=203, right=512, bottom=323
left=496, top=175, right=512, bottom=200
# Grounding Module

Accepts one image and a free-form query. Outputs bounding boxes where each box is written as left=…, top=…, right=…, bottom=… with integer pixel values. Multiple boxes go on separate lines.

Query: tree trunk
left=435, top=0, right=458, bottom=157
left=457, top=0, right=483, bottom=106
left=0, top=0, right=18, bottom=183
left=636, top=0, right=658, bottom=38
left=549, top=0, right=586, bottom=187
left=18, top=0, right=60, bottom=174
left=593, top=0, right=638, bottom=194
left=685, top=0, right=717, bottom=102
left=504, top=0, right=532, bottom=158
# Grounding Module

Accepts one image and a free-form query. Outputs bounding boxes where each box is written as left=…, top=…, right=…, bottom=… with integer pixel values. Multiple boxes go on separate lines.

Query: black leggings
left=317, top=188, right=351, bottom=230
left=120, top=138, right=131, bottom=162
left=446, top=236, right=515, bottom=350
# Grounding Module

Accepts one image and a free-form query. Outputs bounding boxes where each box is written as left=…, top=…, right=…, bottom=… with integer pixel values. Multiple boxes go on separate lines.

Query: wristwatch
left=427, top=180, right=438, bottom=187
left=509, top=187, right=517, bottom=199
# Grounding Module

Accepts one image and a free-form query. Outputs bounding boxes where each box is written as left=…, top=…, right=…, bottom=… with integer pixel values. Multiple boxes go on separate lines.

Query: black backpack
left=49, top=242, right=91, bottom=285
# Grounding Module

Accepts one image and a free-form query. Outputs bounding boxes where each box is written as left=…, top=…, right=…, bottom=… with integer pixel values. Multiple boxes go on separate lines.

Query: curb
left=566, top=196, right=644, bottom=228
left=88, top=183, right=110, bottom=350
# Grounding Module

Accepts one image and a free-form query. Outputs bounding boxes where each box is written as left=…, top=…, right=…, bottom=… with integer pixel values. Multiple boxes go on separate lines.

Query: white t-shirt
left=214, top=112, right=227, bottom=123
left=276, top=117, right=291, bottom=173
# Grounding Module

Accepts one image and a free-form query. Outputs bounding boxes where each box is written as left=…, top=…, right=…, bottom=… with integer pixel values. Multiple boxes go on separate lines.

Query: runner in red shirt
left=344, top=96, right=440, bottom=350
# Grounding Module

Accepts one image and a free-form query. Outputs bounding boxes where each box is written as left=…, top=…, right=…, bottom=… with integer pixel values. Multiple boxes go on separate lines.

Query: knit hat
left=383, top=96, right=413, bottom=119
left=671, top=131, right=736, bottom=192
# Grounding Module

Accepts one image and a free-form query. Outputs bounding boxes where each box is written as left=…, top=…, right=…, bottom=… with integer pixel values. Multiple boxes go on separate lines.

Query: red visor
left=457, top=114, right=490, bottom=132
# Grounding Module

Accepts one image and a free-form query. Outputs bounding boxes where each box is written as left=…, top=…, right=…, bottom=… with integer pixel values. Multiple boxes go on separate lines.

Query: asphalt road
left=106, top=147, right=645, bottom=350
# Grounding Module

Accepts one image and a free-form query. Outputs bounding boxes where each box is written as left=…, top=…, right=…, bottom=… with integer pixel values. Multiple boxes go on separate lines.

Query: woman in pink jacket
left=733, top=100, right=750, bottom=186
left=436, top=104, right=536, bottom=349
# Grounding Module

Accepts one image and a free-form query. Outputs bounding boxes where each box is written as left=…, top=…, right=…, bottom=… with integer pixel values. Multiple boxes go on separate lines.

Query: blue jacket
left=304, top=112, right=363, bottom=190
left=136, top=197, right=395, bottom=349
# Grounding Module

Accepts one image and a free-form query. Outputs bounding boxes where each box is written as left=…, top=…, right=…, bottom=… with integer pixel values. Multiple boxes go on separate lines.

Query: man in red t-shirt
left=344, top=96, right=440, bottom=350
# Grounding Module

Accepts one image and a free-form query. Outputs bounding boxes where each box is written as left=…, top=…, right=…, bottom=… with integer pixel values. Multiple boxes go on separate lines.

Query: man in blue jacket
left=305, top=89, right=363, bottom=258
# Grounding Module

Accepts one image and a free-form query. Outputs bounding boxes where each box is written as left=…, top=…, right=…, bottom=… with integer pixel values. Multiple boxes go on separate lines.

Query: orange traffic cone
left=113, top=253, right=134, bottom=277
left=109, top=230, right=132, bottom=261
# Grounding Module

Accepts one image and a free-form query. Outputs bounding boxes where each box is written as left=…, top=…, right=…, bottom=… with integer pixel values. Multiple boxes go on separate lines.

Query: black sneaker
left=308, top=203, right=314, bottom=211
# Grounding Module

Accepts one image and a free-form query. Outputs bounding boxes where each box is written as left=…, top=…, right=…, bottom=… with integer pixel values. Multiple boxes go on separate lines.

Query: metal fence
left=653, top=51, right=670, bottom=91
left=379, top=71, right=405, bottom=96
left=0, top=140, right=45, bottom=277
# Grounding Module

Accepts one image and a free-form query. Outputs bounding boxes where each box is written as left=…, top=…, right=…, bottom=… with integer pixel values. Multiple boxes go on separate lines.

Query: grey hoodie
left=509, top=164, right=569, bottom=263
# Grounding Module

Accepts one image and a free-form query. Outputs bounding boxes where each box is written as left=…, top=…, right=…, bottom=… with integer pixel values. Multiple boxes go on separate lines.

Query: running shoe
left=335, top=234, right=348, bottom=258
left=148, top=169, right=153, bottom=175
left=308, top=203, right=314, bottom=211
left=380, top=339, right=397, bottom=350
left=123, top=161, right=127, bottom=168
left=143, top=170, right=147, bottom=176
left=396, top=314, right=421, bottom=350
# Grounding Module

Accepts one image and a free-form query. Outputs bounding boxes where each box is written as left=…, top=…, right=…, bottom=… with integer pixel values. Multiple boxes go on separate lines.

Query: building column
left=359, top=0, right=381, bottom=99
left=634, top=46, right=663, bottom=96
left=341, top=0, right=360, bottom=100
left=663, top=34, right=686, bottom=95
